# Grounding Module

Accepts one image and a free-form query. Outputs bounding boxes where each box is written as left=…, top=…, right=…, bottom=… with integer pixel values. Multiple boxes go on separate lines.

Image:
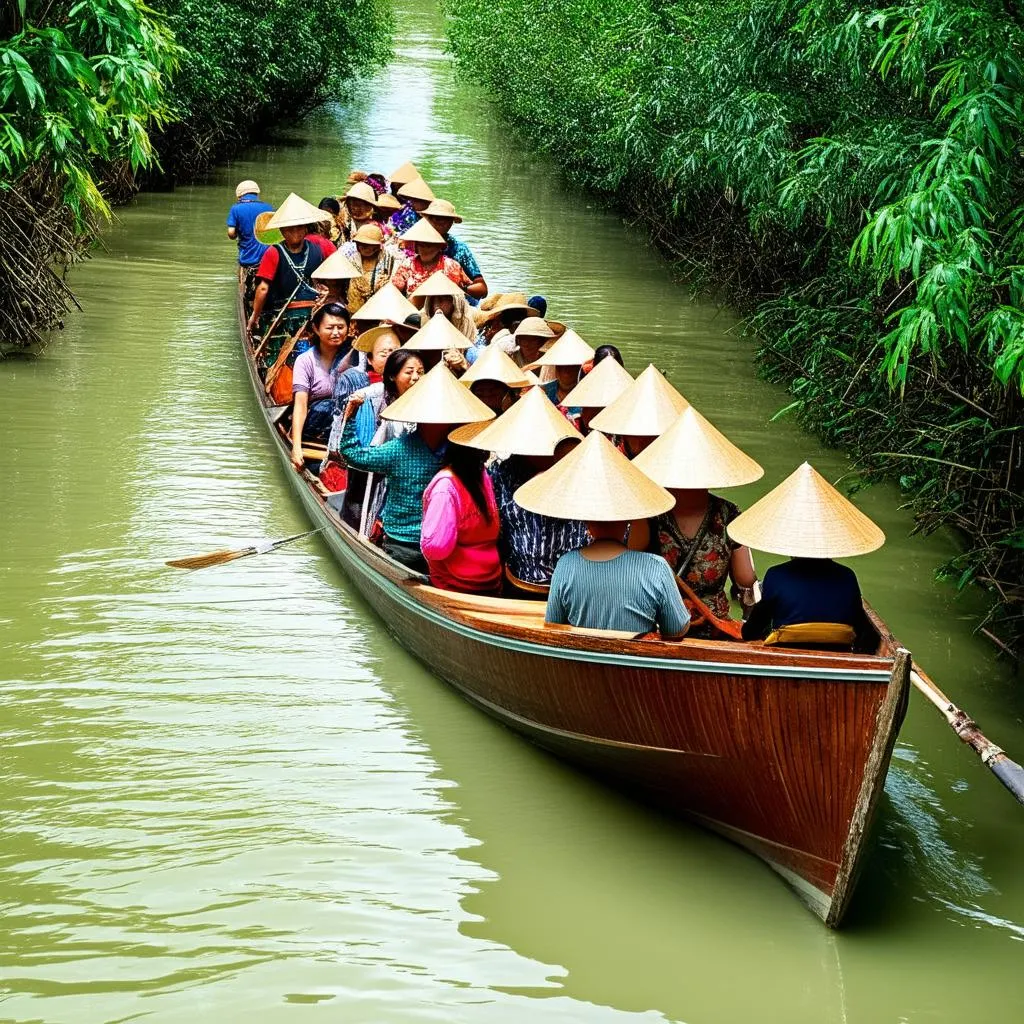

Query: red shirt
left=256, top=239, right=336, bottom=282
left=306, top=234, right=337, bottom=258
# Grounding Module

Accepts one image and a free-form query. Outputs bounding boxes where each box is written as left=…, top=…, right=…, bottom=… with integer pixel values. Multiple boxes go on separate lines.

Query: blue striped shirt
left=546, top=549, right=690, bottom=636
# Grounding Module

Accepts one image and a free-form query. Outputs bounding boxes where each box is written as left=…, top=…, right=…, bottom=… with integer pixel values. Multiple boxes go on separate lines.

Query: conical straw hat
left=311, top=249, right=361, bottom=281
left=561, top=357, right=634, bottom=409
left=266, top=192, right=331, bottom=230
left=351, top=282, right=419, bottom=323
left=374, top=193, right=401, bottom=213
left=352, top=323, right=407, bottom=355
left=727, top=462, right=886, bottom=558
left=526, top=328, right=595, bottom=368
left=449, top=385, right=581, bottom=456
left=410, top=270, right=464, bottom=300
left=254, top=210, right=282, bottom=244
left=390, top=160, right=420, bottom=185
left=589, top=364, right=689, bottom=437
left=400, top=218, right=446, bottom=245
left=514, top=430, right=674, bottom=521
left=381, top=362, right=495, bottom=425
left=403, top=310, right=473, bottom=350
left=345, top=181, right=377, bottom=204
left=632, top=406, right=764, bottom=489
left=423, top=198, right=463, bottom=223
left=459, top=345, right=532, bottom=388
left=513, top=316, right=555, bottom=340
left=397, top=177, right=436, bottom=202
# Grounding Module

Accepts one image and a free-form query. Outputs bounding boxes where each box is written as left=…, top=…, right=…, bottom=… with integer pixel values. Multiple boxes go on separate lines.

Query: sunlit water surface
left=2, top=2, right=1023, bottom=1021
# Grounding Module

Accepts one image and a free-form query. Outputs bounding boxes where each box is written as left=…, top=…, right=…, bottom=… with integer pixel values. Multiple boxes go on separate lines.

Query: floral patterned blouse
left=648, top=494, right=740, bottom=629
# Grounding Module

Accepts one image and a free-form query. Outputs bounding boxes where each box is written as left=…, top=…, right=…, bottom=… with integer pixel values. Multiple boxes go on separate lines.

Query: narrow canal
left=2, top=2, right=1023, bottom=1020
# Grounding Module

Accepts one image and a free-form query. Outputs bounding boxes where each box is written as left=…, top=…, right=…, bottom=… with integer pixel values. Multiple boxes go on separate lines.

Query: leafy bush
left=443, top=0, right=1024, bottom=652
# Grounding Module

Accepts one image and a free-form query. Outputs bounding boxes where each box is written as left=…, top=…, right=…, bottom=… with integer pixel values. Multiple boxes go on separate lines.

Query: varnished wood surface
left=236, top=288, right=909, bottom=926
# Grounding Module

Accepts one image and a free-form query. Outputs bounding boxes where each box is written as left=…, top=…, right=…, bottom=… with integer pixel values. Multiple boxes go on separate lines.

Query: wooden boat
left=237, top=286, right=910, bottom=927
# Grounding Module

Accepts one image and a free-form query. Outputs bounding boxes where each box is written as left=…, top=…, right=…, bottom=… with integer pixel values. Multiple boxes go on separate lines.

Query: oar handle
left=910, top=665, right=1024, bottom=807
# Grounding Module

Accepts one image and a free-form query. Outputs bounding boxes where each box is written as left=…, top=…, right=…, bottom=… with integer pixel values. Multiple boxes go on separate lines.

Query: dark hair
left=319, top=197, right=341, bottom=215
left=311, top=302, right=351, bottom=329
left=593, top=344, right=624, bottom=367
left=442, top=443, right=492, bottom=522
left=383, top=348, right=424, bottom=401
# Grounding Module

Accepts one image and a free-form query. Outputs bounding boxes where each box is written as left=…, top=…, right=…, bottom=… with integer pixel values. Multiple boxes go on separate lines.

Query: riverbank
left=0, top=0, right=392, bottom=356
left=441, top=0, right=1024, bottom=658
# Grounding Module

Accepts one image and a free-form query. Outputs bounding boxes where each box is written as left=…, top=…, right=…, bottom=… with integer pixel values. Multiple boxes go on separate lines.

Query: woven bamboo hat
left=254, top=210, right=281, bottom=244
left=235, top=179, right=260, bottom=197
left=389, top=161, right=420, bottom=186
left=352, top=323, right=407, bottom=355
left=381, top=363, right=495, bottom=425
left=397, top=177, right=436, bottom=202
left=449, top=385, right=582, bottom=455
left=351, top=282, right=419, bottom=323
left=400, top=218, right=446, bottom=245
left=266, top=192, right=331, bottom=230
left=458, top=345, right=532, bottom=389
left=374, top=193, right=401, bottom=213
left=423, top=198, right=463, bottom=224
left=633, top=406, right=765, bottom=490
left=727, top=462, right=886, bottom=558
left=311, top=249, right=361, bottom=281
left=561, top=356, right=634, bottom=409
left=345, top=181, right=377, bottom=204
left=410, top=270, right=464, bottom=300
left=513, top=316, right=555, bottom=340
left=514, top=429, right=674, bottom=521
left=525, top=328, right=595, bottom=368
left=476, top=293, right=541, bottom=327
left=589, top=364, right=689, bottom=437
left=352, top=223, right=385, bottom=246
left=403, top=310, right=474, bottom=350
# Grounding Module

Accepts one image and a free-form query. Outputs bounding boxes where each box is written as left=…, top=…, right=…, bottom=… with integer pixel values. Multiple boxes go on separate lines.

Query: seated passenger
left=560, top=353, right=633, bottom=435
left=411, top=271, right=478, bottom=343
left=524, top=329, right=595, bottom=409
left=448, top=386, right=587, bottom=597
left=318, top=196, right=344, bottom=243
left=480, top=297, right=543, bottom=358
left=457, top=344, right=532, bottom=414
left=727, top=463, right=885, bottom=647
left=588, top=363, right=688, bottom=457
left=246, top=193, right=332, bottom=341
left=338, top=364, right=494, bottom=572
left=422, top=198, right=488, bottom=304
left=421, top=443, right=501, bottom=595
left=391, top=219, right=473, bottom=301
left=511, top=431, right=688, bottom=637
left=290, top=303, right=353, bottom=470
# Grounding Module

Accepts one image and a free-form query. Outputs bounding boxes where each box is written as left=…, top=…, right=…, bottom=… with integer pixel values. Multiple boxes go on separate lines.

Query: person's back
left=742, top=557, right=870, bottom=641
left=546, top=549, right=689, bottom=636
left=227, top=189, right=273, bottom=267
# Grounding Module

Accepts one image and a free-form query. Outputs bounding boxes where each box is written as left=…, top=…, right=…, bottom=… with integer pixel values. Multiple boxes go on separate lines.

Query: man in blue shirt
left=227, top=180, right=273, bottom=268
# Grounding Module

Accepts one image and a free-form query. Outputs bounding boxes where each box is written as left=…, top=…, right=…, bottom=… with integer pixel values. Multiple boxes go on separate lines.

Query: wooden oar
left=166, top=529, right=322, bottom=570
left=676, top=577, right=743, bottom=640
left=909, top=664, right=1024, bottom=806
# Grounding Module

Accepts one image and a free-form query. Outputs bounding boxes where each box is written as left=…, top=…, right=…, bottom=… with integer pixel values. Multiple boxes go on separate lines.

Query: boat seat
left=763, top=622, right=856, bottom=650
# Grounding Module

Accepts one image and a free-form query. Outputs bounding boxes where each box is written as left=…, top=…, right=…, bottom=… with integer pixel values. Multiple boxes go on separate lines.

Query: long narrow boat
left=237, top=286, right=910, bottom=927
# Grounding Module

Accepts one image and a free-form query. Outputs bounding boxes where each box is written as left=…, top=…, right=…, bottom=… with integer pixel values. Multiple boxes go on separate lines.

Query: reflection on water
left=2, top=0, right=1024, bottom=1021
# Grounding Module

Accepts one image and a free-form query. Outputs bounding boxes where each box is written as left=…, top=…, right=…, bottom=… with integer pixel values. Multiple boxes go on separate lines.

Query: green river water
left=2, top=3, right=1023, bottom=1021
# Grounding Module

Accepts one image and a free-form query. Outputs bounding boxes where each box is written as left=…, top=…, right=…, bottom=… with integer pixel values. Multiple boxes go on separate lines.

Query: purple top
left=292, top=347, right=338, bottom=402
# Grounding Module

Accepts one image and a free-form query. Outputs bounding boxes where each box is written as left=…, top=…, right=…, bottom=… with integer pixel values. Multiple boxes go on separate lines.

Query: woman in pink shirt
left=420, top=443, right=501, bottom=594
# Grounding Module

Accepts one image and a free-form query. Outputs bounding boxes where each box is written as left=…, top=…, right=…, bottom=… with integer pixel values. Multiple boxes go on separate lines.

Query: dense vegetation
left=443, top=0, right=1024, bottom=655
left=1, top=0, right=391, bottom=351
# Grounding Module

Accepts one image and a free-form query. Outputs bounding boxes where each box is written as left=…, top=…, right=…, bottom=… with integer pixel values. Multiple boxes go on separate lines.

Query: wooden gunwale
left=234, top=284, right=908, bottom=926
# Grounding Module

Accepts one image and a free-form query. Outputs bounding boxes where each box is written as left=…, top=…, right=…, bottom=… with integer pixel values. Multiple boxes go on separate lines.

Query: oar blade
left=166, top=547, right=253, bottom=570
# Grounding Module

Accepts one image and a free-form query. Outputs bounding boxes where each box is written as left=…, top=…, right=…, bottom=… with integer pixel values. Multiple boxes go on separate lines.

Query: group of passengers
left=227, top=167, right=883, bottom=650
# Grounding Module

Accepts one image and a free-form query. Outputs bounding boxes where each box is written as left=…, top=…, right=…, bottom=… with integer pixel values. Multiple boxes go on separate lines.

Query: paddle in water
left=166, top=529, right=322, bottom=570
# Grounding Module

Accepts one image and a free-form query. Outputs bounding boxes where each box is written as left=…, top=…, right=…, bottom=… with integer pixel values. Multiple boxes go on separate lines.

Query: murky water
left=2, top=2, right=1023, bottom=1021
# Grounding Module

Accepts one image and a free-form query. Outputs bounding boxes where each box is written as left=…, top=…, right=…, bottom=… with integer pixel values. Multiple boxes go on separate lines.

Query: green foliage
left=0, top=0, right=176, bottom=224
left=150, top=0, right=393, bottom=176
left=443, top=0, right=1024, bottom=651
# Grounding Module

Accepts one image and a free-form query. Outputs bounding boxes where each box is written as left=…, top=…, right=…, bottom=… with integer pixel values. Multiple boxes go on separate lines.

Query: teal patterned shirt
left=338, top=420, right=443, bottom=544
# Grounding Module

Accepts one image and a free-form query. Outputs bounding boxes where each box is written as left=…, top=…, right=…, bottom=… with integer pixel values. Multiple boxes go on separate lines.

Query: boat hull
left=236, top=289, right=909, bottom=926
